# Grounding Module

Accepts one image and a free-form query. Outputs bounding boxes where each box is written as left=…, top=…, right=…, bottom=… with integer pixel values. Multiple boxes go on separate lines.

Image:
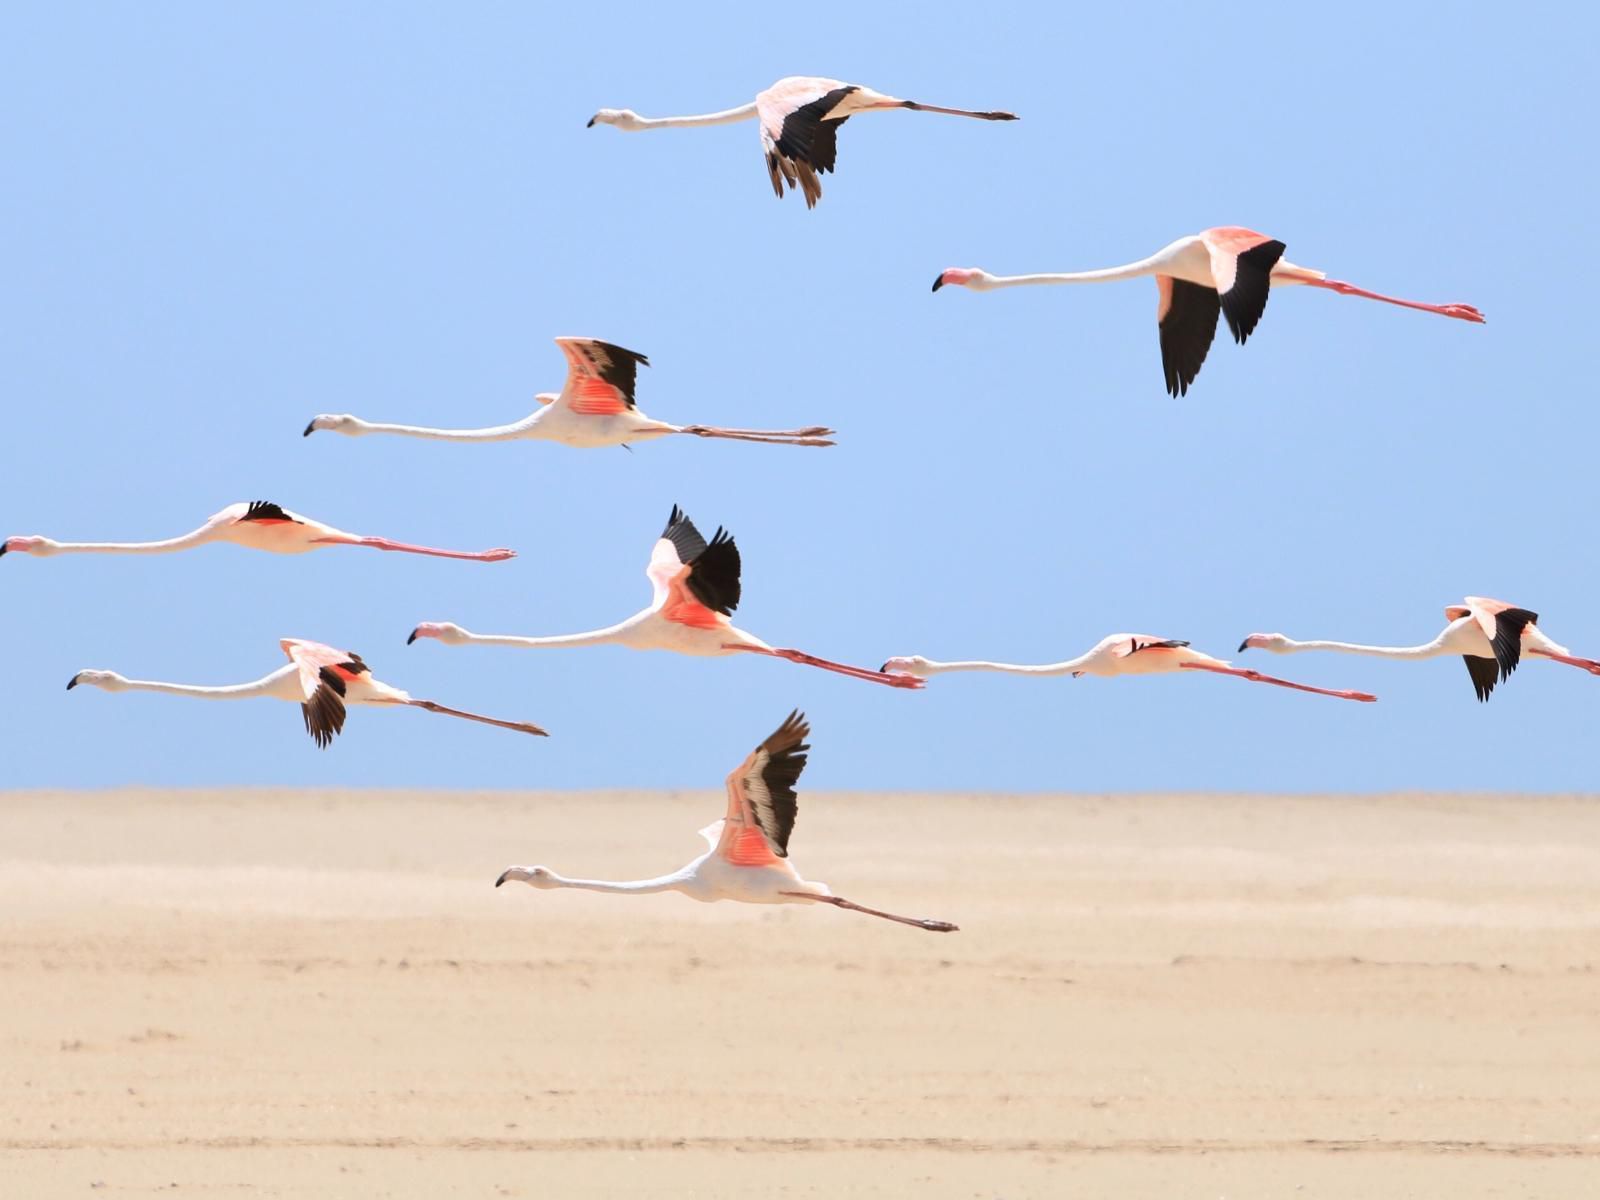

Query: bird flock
left=7, top=74, right=1580, bottom=933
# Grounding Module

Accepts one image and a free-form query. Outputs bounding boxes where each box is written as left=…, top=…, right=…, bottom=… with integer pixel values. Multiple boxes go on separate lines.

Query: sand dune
left=3, top=789, right=1598, bottom=1197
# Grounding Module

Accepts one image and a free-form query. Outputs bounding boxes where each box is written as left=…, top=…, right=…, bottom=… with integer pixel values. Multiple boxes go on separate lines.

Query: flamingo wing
left=1463, top=654, right=1502, bottom=703
left=1116, top=637, right=1191, bottom=658
left=1202, top=227, right=1286, bottom=346
left=716, top=710, right=810, bottom=865
left=1156, top=276, right=1221, bottom=397
left=1464, top=596, right=1539, bottom=684
left=235, top=501, right=303, bottom=526
left=758, top=79, right=857, bottom=208
left=646, top=505, right=741, bottom=627
left=281, top=639, right=370, bottom=748
left=552, top=337, right=649, bottom=417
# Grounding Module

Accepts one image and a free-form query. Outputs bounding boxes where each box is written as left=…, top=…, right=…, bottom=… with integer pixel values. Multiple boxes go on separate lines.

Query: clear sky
left=2, top=2, right=1593, bottom=792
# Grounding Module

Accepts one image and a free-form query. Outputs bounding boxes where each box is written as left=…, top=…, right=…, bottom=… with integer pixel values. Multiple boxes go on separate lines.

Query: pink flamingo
left=67, top=638, right=547, bottom=747
left=410, top=506, right=921, bottom=690
left=881, top=634, right=1377, bottom=701
left=1240, top=597, right=1600, bottom=702
left=933, top=226, right=1485, bottom=395
left=589, top=77, right=1017, bottom=208
left=497, top=711, right=957, bottom=932
left=306, top=338, right=833, bottom=449
left=2, top=501, right=513, bottom=563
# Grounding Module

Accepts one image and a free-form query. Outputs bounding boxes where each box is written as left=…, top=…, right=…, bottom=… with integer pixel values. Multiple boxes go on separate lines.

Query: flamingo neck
left=981, top=256, right=1165, bottom=289
left=110, top=666, right=298, bottom=700
left=1272, top=637, right=1449, bottom=660
left=547, top=871, right=689, bottom=895
left=454, top=618, right=640, bottom=650
left=341, top=415, right=540, bottom=443
left=629, top=103, right=758, bottom=129
left=37, top=526, right=220, bottom=555
left=916, top=656, right=1090, bottom=677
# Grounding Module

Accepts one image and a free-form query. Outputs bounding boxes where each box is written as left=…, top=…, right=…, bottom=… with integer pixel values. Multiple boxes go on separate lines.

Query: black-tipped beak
left=494, top=869, right=510, bottom=887
left=302, top=421, right=315, bottom=437
left=1237, top=639, right=1250, bottom=653
left=406, top=629, right=419, bottom=645
left=586, top=116, right=595, bottom=128
left=930, top=274, right=945, bottom=292
left=878, top=662, right=890, bottom=673
left=0, top=543, right=8, bottom=558
left=66, top=674, right=80, bottom=690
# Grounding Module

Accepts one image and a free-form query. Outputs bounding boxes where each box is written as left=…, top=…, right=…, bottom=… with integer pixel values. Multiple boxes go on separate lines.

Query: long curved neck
left=454, top=617, right=640, bottom=650
left=1274, top=637, right=1449, bottom=660
left=44, top=524, right=219, bottom=554
left=631, top=102, right=757, bottom=129
left=982, top=255, right=1166, bottom=288
left=548, top=871, right=688, bottom=895
left=343, top=415, right=539, bottom=443
left=113, top=666, right=297, bottom=699
left=918, top=655, right=1091, bottom=677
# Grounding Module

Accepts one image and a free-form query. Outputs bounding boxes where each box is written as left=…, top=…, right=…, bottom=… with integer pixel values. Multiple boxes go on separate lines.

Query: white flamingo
left=497, top=711, right=957, bottom=931
left=305, top=338, right=833, bottom=449
left=589, top=76, right=1017, bottom=207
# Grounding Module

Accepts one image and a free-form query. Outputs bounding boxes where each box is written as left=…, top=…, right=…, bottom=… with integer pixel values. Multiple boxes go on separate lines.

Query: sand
left=2, top=788, right=1598, bottom=1197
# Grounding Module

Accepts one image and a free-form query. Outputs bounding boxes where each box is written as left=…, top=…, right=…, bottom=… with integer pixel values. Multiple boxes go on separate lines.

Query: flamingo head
left=879, top=655, right=933, bottom=678
left=407, top=621, right=468, bottom=646
left=66, top=670, right=129, bottom=692
left=587, top=108, right=644, bottom=131
left=302, top=414, right=361, bottom=437
left=931, top=267, right=991, bottom=293
left=495, top=865, right=556, bottom=889
left=1, top=536, right=60, bottom=557
left=1237, top=633, right=1290, bottom=654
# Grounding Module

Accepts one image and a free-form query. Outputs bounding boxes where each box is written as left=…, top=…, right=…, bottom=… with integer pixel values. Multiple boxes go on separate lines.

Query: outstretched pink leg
left=680, top=425, right=835, bottom=447
left=369, top=698, right=547, bottom=736
left=1181, top=661, right=1377, bottom=702
left=780, top=891, right=959, bottom=932
left=1528, top=649, right=1600, bottom=675
left=723, top=644, right=925, bottom=689
left=1305, top=278, right=1485, bottom=323
left=315, top=537, right=516, bottom=562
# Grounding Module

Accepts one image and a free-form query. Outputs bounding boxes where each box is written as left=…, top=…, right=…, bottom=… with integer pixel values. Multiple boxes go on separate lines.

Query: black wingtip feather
left=751, top=710, right=810, bottom=858
left=1219, top=240, right=1286, bottom=346
left=240, top=500, right=297, bottom=524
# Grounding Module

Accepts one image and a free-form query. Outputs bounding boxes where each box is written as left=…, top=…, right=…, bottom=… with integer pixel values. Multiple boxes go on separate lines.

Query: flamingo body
left=933, top=226, right=1485, bottom=396
left=304, top=338, right=832, bottom=449
left=409, top=506, right=921, bottom=689
left=2, top=501, right=513, bottom=563
left=589, top=76, right=1017, bottom=208
left=497, top=712, right=957, bottom=931
left=882, top=633, right=1377, bottom=701
left=1240, top=597, right=1599, bottom=702
left=66, top=638, right=548, bottom=747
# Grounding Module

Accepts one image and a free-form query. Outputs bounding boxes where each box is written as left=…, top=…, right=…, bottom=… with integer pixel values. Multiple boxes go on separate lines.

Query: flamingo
left=66, top=638, right=548, bottom=747
left=304, top=338, right=834, bottom=449
left=497, top=711, right=957, bottom=932
left=932, top=227, right=1486, bottom=396
left=880, top=634, right=1377, bottom=701
left=2, top=501, right=513, bottom=563
left=588, top=77, right=1018, bottom=208
left=1239, top=597, right=1600, bottom=702
left=409, top=505, right=921, bottom=690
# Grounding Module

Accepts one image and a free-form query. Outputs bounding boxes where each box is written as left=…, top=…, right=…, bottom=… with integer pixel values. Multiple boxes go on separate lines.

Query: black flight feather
left=1489, top=608, right=1538, bottom=681
left=301, top=667, right=349, bottom=749
left=661, top=506, right=741, bottom=615
left=1219, top=239, right=1286, bottom=345
left=240, top=501, right=299, bottom=523
left=772, top=85, right=856, bottom=208
left=1158, top=278, right=1221, bottom=397
left=747, top=710, right=810, bottom=857
left=1463, top=655, right=1501, bottom=703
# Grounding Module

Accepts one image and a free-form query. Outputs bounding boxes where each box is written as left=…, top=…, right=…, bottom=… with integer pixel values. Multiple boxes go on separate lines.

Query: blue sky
left=2, top=3, right=1593, bottom=792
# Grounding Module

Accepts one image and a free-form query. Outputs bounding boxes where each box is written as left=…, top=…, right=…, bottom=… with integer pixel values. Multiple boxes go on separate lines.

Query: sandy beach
left=2, top=788, right=1598, bottom=1197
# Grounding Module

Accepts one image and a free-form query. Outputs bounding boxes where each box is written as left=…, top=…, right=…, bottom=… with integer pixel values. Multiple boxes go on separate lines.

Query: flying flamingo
left=497, top=711, right=957, bottom=932
left=932, top=227, right=1486, bottom=396
left=2, top=501, right=513, bottom=563
left=304, top=338, right=834, bottom=449
left=588, top=77, right=1018, bottom=208
left=880, top=634, right=1377, bottom=701
left=66, top=638, right=548, bottom=747
left=1239, top=597, right=1600, bottom=702
left=409, top=505, right=921, bottom=690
